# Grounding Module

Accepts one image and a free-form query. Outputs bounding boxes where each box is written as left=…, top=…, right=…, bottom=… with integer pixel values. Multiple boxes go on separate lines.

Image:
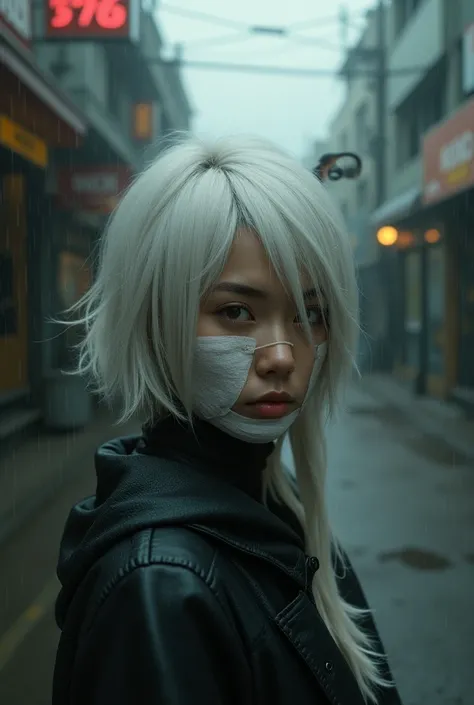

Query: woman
left=53, top=135, right=402, bottom=705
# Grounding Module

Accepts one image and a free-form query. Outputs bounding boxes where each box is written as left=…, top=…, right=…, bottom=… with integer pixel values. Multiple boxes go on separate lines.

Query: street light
left=376, top=225, right=398, bottom=246
left=424, top=228, right=441, bottom=244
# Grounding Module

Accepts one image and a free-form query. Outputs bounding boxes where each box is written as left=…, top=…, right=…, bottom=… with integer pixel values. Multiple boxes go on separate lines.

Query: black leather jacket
left=53, top=419, right=402, bottom=705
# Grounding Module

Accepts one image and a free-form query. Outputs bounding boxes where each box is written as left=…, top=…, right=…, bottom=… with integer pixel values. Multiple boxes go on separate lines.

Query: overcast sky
left=157, top=0, right=374, bottom=161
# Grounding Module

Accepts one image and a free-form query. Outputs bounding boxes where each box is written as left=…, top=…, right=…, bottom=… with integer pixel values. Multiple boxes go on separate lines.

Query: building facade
left=1, top=0, right=192, bottom=433
left=327, top=0, right=474, bottom=407
left=371, top=0, right=474, bottom=406
left=1, top=0, right=87, bottom=419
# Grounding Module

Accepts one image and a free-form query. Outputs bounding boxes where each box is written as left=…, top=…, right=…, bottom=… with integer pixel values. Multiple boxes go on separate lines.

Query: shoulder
left=82, top=526, right=228, bottom=633
left=63, top=528, right=254, bottom=704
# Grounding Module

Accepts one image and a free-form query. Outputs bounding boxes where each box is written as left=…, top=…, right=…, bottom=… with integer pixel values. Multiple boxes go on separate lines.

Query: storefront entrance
left=458, top=223, right=474, bottom=388
left=0, top=173, right=28, bottom=399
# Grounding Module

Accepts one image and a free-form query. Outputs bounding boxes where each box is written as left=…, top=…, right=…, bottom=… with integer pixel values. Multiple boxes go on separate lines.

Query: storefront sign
left=463, top=23, right=474, bottom=95
left=57, top=165, right=132, bottom=212
left=423, top=98, right=474, bottom=205
left=0, top=0, right=31, bottom=43
left=45, top=0, right=139, bottom=41
left=132, top=103, right=154, bottom=141
left=0, top=116, right=48, bottom=168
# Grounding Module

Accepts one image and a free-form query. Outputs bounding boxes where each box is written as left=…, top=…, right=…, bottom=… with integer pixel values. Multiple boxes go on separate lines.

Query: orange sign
left=133, top=103, right=153, bottom=141
left=423, top=97, right=474, bottom=205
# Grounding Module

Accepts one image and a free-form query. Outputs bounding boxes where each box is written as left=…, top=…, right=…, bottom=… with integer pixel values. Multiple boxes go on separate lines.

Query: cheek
left=298, top=348, right=319, bottom=397
left=196, top=311, right=217, bottom=337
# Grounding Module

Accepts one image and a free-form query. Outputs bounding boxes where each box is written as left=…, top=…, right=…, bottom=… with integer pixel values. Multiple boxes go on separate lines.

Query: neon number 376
left=49, top=0, right=127, bottom=30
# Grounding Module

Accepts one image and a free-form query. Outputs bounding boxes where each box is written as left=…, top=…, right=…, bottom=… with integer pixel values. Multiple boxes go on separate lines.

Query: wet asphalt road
left=1, top=383, right=473, bottom=705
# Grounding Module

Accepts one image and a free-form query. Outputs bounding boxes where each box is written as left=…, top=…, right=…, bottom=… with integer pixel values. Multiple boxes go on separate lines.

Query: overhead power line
left=287, top=34, right=342, bottom=52
left=181, top=32, right=252, bottom=50
left=182, top=32, right=343, bottom=54
left=159, top=3, right=249, bottom=30
left=287, top=10, right=365, bottom=32
left=160, top=6, right=359, bottom=57
left=159, top=4, right=350, bottom=34
left=156, top=58, right=430, bottom=79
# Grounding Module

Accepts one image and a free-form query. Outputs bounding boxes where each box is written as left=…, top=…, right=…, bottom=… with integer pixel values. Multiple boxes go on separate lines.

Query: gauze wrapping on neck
left=192, top=336, right=327, bottom=443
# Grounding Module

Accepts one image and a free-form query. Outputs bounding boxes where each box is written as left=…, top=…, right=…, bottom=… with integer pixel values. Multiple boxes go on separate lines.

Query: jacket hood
left=56, top=433, right=306, bottom=628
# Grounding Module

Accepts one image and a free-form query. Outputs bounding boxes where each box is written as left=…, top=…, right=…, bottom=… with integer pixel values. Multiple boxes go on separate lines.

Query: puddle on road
left=377, top=547, right=452, bottom=571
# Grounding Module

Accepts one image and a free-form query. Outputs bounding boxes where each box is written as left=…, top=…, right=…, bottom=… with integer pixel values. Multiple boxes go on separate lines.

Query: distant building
left=326, top=0, right=474, bottom=413
left=0, top=0, right=192, bottom=435
left=325, top=7, right=385, bottom=372
left=371, top=0, right=474, bottom=408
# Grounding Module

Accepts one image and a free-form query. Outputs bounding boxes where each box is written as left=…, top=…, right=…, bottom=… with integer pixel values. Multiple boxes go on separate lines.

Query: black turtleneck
left=138, top=416, right=275, bottom=503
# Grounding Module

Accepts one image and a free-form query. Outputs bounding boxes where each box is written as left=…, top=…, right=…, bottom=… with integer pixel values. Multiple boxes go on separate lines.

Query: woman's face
left=197, top=229, right=328, bottom=420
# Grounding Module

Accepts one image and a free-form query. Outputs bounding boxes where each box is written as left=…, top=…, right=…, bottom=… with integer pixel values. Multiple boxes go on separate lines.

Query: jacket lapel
left=275, top=591, right=367, bottom=705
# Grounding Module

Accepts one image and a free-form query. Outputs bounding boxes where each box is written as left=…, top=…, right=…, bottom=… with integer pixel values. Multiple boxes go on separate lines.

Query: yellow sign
left=0, top=116, right=48, bottom=168
left=133, top=103, right=153, bottom=140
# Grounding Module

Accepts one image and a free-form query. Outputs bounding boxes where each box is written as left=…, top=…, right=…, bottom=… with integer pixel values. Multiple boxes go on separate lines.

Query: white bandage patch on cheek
left=192, top=336, right=256, bottom=418
left=192, top=336, right=328, bottom=444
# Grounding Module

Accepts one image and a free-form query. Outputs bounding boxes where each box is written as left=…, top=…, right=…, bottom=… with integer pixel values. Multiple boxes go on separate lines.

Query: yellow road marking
left=0, top=576, right=59, bottom=672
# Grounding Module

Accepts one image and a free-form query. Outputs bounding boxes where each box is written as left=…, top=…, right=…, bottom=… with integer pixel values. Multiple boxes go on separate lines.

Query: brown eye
left=295, top=307, right=323, bottom=326
left=307, top=307, right=323, bottom=326
left=218, top=305, right=253, bottom=322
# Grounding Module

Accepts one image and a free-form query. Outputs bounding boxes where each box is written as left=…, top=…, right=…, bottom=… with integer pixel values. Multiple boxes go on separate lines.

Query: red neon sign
left=46, top=0, right=130, bottom=38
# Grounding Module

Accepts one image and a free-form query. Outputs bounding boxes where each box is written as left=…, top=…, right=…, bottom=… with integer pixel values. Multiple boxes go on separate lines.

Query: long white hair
left=62, top=134, right=390, bottom=702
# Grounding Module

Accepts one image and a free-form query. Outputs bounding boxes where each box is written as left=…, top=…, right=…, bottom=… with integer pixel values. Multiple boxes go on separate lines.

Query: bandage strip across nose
left=254, top=341, right=295, bottom=350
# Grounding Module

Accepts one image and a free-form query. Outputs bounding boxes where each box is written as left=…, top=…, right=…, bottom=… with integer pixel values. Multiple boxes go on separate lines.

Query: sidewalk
left=356, top=373, right=474, bottom=463
left=0, top=408, right=141, bottom=547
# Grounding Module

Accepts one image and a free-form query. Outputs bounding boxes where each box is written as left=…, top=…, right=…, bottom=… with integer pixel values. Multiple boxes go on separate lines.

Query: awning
left=369, top=186, right=421, bottom=228
left=0, top=32, right=87, bottom=137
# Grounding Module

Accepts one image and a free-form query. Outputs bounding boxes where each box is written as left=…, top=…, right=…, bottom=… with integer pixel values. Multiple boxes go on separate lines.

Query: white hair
left=62, top=133, right=391, bottom=702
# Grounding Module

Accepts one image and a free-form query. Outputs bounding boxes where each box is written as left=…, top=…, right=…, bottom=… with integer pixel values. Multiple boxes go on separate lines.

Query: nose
left=254, top=342, right=296, bottom=379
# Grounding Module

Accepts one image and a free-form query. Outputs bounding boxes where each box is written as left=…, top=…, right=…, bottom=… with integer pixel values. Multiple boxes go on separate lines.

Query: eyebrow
left=211, top=282, right=320, bottom=301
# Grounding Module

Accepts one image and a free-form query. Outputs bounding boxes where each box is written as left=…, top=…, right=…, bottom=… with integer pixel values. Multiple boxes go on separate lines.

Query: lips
left=253, top=391, right=294, bottom=404
left=253, top=402, right=290, bottom=419
left=245, top=391, right=295, bottom=420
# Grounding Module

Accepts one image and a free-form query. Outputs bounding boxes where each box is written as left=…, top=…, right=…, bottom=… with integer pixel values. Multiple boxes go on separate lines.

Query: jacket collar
left=57, top=433, right=309, bottom=618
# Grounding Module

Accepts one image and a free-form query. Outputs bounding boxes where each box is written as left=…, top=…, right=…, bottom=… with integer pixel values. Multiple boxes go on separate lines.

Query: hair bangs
left=223, top=159, right=359, bottom=411
left=146, top=164, right=239, bottom=416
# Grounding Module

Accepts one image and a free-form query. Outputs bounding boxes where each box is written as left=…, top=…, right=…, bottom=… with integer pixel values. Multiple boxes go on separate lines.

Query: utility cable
left=159, top=3, right=249, bottom=30
left=166, top=58, right=429, bottom=79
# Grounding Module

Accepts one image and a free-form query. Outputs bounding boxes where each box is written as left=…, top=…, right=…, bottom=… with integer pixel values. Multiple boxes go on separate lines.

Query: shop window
left=56, top=251, right=92, bottom=368
left=427, top=244, right=446, bottom=376
left=403, top=250, right=422, bottom=368
left=58, top=251, right=91, bottom=310
left=0, top=253, right=16, bottom=337
left=395, top=59, right=446, bottom=165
